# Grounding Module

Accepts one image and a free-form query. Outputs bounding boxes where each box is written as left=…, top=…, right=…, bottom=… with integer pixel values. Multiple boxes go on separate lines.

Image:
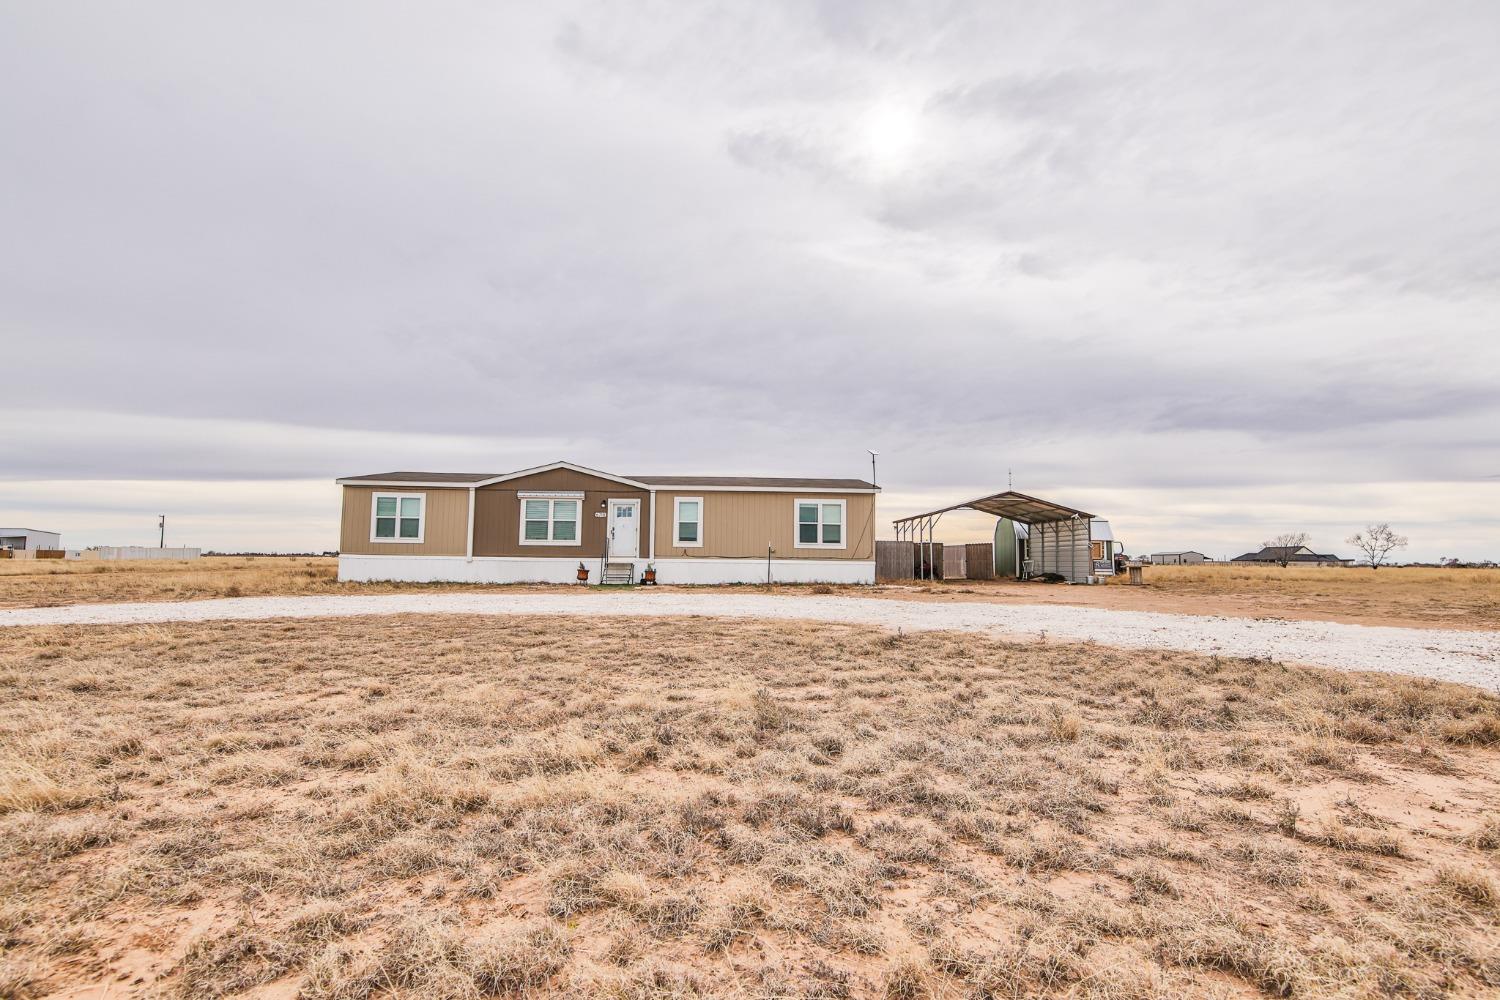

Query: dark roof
left=629, top=475, right=877, bottom=490
left=338, top=472, right=501, bottom=484
left=337, top=470, right=877, bottom=490
left=1249, top=545, right=1308, bottom=560
left=893, top=490, right=1094, bottom=525
left=1232, top=547, right=1347, bottom=563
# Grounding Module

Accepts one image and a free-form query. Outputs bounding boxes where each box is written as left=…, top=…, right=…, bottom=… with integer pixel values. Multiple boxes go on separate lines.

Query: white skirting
left=337, top=555, right=874, bottom=585
left=339, top=555, right=587, bottom=584
left=652, top=557, right=874, bottom=585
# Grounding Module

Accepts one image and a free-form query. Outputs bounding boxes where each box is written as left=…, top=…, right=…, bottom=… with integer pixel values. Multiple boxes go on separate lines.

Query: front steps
left=601, top=562, right=636, bottom=585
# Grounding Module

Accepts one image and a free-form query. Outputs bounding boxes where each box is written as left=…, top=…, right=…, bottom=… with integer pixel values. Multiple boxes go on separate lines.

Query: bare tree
left=1262, top=531, right=1310, bottom=567
left=1347, top=523, right=1408, bottom=569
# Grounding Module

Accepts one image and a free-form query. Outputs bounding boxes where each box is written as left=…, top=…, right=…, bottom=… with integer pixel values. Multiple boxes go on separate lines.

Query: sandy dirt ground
left=2, top=591, right=1497, bottom=689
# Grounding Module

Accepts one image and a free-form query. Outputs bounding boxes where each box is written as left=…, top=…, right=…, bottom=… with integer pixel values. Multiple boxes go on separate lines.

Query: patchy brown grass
left=2, top=616, right=1499, bottom=998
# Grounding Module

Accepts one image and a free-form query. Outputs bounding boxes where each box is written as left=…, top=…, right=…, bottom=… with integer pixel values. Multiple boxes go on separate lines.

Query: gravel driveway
left=2, top=592, right=1496, bottom=689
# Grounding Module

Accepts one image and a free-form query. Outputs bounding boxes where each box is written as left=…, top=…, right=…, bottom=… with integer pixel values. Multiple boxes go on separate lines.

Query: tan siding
left=654, top=491, right=874, bottom=560
left=340, top=486, right=470, bottom=556
left=474, top=470, right=650, bottom=559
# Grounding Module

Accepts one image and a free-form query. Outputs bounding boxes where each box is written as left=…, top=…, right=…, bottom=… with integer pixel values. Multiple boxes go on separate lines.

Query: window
left=519, top=495, right=581, bottom=545
left=674, top=497, right=703, bottom=547
left=795, top=499, right=845, bottom=548
left=371, top=493, right=424, bottom=543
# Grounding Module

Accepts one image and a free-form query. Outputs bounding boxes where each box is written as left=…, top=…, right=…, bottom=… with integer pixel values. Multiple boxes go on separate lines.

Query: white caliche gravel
left=1, top=592, right=1496, bottom=690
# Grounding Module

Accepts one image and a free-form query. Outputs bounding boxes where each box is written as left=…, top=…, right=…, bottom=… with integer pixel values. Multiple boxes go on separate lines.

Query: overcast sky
left=3, top=2, right=1497, bottom=559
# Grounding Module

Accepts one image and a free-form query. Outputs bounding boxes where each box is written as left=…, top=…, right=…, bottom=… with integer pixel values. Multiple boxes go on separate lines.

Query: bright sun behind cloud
left=859, top=100, right=922, bottom=174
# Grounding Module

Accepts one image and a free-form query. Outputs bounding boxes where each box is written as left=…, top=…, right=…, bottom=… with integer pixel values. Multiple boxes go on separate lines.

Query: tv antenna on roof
left=867, top=449, right=879, bottom=487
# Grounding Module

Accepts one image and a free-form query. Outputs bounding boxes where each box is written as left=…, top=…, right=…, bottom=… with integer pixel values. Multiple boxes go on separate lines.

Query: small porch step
left=601, top=562, right=636, bottom=585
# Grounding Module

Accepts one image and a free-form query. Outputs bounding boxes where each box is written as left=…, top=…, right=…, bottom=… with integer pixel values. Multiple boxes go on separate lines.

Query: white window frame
left=370, top=492, right=426, bottom=544
left=518, top=492, right=584, bottom=546
left=672, top=496, right=704, bottom=548
left=793, top=498, right=847, bottom=549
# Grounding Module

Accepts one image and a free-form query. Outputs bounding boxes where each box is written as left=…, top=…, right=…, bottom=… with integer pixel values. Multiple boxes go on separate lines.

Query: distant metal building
left=1151, top=550, right=1207, bottom=565
left=86, top=546, right=202, bottom=561
left=0, top=528, right=61, bottom=551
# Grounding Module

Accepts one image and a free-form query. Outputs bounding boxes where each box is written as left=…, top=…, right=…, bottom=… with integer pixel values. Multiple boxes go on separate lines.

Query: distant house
left=335, top=460, right=878, bottom=585
left=0, top=528, right=60, bottom=552
left=1151, top=550, right=1207, bottom=565
left=1231, top=545, right=1351, bottom=566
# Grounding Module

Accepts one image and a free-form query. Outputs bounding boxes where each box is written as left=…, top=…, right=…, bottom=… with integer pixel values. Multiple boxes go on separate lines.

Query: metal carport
left=892, top=490, right=1096, bottom=584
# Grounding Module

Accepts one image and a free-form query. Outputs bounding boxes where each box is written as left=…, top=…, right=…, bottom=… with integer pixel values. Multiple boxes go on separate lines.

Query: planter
left=643, top=569, right=657, bottom=584
left=577, top=564, right=590, bottom=582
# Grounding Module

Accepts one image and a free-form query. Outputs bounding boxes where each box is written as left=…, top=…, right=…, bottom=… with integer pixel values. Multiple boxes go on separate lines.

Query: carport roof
left=893, top=490, right=1094, bottom=525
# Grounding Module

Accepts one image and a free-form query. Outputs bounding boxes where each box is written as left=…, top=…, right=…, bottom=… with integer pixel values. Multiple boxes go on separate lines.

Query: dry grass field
left=883, top=566, right=1500, bottom=632
left=1103, top=565, right=1500, bottom=630
left=0, top=558, right=375, bottom=609
left=5, top=559, right=1498, bottom=634
left=3, top=615, right=1499, bottom=998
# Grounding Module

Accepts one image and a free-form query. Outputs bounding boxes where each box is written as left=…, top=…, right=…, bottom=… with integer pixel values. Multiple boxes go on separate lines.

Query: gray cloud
left=1, top=1, right=1498, bottom=557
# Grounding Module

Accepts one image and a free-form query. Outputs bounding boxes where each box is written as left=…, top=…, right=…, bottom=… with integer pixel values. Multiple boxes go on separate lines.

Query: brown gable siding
left=339, top=486, right=470, bottom=556
left=654, top=491, right=874, bottom=560
left=474, top=469, right=649, bottom=559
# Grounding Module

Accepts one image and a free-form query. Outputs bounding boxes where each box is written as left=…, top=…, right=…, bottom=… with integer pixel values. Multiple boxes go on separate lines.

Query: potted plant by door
left=576, top=561, right=589, bottom=583
left=643, top=562, right=657, bottom=584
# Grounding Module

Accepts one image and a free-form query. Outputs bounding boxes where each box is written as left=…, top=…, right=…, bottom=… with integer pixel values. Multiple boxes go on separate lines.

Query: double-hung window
left=372, top=493, right=424, bottom=542
left=520, top=494, right=581, bottom=545
left=674, top=497, right=703, bottom=547
left=795, top=499, right=845, bottom=548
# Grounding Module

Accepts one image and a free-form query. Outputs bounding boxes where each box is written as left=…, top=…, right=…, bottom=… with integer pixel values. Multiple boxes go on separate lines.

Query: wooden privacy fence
left=964, top=542, right=996, bottom=580
left=877, top=541, right=994, bottom=582
left=876, top=540, right=944, bottom=581
left=875, top=540, right=912, bottom=581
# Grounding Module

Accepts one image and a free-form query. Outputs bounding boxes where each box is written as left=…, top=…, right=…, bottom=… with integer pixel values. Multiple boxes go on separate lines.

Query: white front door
left=608, top=500, right=639, bottom=558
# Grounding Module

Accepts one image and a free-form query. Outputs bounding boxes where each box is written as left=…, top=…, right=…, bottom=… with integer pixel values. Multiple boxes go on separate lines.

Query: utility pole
left=158, top=515, right=165, bottom=549
left=867, top=449, right=879, bottom=487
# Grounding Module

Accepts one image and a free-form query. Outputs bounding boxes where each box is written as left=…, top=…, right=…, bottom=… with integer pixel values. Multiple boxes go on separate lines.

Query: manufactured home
left=335, top=461, right=878, bottom=585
